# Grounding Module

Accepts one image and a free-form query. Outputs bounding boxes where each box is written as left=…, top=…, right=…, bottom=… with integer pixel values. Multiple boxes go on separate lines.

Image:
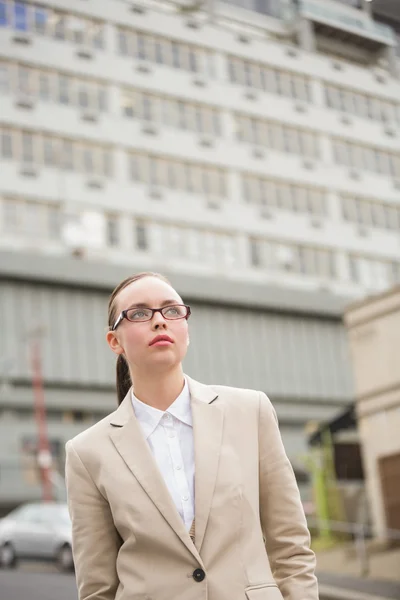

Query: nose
left=151, top=310, right=167, bottom=330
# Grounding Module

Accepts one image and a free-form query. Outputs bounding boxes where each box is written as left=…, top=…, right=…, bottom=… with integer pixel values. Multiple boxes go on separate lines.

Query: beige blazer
left=65, top=376, right=318, bottom=600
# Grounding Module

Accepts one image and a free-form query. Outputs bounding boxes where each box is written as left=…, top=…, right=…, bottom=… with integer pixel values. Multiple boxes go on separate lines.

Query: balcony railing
left=296, top=0, right=397, bottom=46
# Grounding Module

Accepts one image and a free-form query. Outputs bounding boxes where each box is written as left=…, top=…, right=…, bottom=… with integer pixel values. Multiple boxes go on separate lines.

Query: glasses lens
left=126, top=308, right=153, bottom=322
left=162, top=305, right=187, bottom=319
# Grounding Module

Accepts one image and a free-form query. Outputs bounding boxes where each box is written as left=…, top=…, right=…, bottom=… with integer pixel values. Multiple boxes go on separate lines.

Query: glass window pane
left=136, top=221, right=148, bottom=250
left=14, top=2, right=29, bottom=32
left=98, top=86, right=107, bottom=112
left=61, top=140, right=74, bottom=170
left=0, top=1, right=9, bottom=27
left=0, top=63, right=9, bottom=93
left=1, top=129, right=13, bottom=158
left=33, top=7, right=48, bottom=35
left=48, top=206, right=61, bottom=239
left=78, top=84, right=89, bottom=108
left=103, top=149, right=112, bottom=177
left=53, top=12, right=66, bottom=40
left=43, top=137, right=58, bottom=166
left=58, top=75, right=70, bottom=104
left=22, top=132, right=34, bottom=162
left=106, top=215, right=119, bottom=246
left=38, top=71, right=51, bottom=101
left=118, top=29, right=128, bottom=55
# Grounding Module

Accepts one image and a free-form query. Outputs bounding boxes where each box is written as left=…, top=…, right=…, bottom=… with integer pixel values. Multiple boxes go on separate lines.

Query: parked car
left=0, top=502, right=73, bottom=572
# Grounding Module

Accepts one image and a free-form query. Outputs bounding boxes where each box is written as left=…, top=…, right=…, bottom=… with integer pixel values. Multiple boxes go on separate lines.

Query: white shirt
left=131, top=380, right=195, bottom=531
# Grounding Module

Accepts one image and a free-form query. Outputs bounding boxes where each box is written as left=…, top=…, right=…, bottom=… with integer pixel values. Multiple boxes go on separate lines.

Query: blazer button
left=192, top=568, right=205, bottom=582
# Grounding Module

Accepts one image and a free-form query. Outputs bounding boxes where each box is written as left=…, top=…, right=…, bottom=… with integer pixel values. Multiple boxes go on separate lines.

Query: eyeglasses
left=111, top=304, right=191, bottom=331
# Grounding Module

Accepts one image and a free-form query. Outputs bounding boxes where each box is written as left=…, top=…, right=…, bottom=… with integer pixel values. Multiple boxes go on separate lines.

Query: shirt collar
left=131, top=378, right=192, bottom=439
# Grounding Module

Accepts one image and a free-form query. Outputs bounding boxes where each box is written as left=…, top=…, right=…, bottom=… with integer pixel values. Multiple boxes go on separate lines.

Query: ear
left=106, top=330, right=125, bottom=356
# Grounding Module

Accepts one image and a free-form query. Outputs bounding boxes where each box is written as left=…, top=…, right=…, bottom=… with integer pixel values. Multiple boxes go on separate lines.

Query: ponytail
left=116, top=355, right=132, bottom=405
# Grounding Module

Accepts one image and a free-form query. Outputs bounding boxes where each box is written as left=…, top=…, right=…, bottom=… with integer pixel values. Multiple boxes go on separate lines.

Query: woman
left=65, top=272, right=319, bottom=600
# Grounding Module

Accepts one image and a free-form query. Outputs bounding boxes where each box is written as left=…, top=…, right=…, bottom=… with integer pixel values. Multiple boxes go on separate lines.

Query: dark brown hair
left=108, top=272, right=171, bottom=405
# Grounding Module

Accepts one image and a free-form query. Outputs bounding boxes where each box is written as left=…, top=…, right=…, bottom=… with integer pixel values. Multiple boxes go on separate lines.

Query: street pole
left=30, top=335, right=53, bottom=502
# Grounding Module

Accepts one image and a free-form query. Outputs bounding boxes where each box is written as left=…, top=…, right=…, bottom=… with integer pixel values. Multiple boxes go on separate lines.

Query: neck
left=131, top=366, right=185, bottom=411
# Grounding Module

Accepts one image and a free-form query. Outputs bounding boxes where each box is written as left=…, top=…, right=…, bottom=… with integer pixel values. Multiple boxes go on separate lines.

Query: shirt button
left=182, top=495, right=189, bottom=501
left=168, top=432, right=175, bottom=438
left=175, top=465, right=182, bottom=470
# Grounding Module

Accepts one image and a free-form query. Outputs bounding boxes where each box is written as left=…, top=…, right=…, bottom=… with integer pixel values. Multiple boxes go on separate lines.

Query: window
left=0, top=1, right=9, bottom=27
left=61, top=140, right=74, bottom=170
left=0, top=62, right=9, bottom=93
left=228, top=55, right=312, bottom=102
left=117, top=27, right=210, bottom=76
left=58, top=74, right=70, bottom=104
left=106, top=214, right=119, bottom=247
left=324, top=83, right=400, bottom=125
left=38, top=71, right=51, bottom=101
left=127, top=151, right=227, bottom=197
left=21, top=131, right=34, bottom=163
left=1, top=128, right=13, bottom=158
left=14, top=2, right=29, bottom=32
left=2, top=198, right=19, bottom=232
left=33, top=6, right=48, bottom=35
left=136, top=221, right=148, bottom=250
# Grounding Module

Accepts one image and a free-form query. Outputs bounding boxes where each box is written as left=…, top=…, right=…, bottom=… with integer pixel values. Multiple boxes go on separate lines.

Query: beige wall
left=344, top=286, right=400, bottom=540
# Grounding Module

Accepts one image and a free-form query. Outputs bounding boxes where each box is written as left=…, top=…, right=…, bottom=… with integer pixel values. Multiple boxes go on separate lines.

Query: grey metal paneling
left=0, top=280, right=354, bottom=402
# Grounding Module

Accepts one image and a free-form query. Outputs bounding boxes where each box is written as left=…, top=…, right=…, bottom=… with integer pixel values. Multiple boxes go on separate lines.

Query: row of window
left=333, top=139, right=400, bottom=178
left=349, top=255, right=400, bottom=289
left=324, top=83, right=400, bottom=125
left=0, top=61, right=108, bottom=112
left=242, top=175, right=327, bottom=216
left=341, top=195, right=400, bottom=230
left=121, top=88, right=222, bottom=136
left=129, top=152, right=227, bottom=198
left=0, top=1, right=104, bottom=48
left=2, top=198, right=400, bottom=289
left=1, top=128, right=113, bottom=176
left=134, top=220, right=238, bottom=265
left=117, top=26, right=214, bottom=78
left=227, top=56, right=312, bottom=103
left=249, top=238, right=336, bottom=278
left=2, top=3, right=400, bottom=122
left=236, top=114, right=319, bottom=158
left=1, top=197, right=61, bottom=239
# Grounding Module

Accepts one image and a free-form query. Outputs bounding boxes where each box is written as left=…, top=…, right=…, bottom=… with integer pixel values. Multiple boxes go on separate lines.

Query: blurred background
left=0, top=0, right=399, bottom=598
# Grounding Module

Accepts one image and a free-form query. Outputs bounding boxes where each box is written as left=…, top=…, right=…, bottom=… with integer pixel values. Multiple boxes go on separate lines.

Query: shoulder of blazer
left=66, top=404, right=121, bottom=451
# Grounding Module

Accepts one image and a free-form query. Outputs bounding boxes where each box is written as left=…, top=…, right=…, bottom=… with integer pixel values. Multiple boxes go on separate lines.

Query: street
left=0, top=566, right=78, bottom=600
left=2, top=564, right=400, bottom=600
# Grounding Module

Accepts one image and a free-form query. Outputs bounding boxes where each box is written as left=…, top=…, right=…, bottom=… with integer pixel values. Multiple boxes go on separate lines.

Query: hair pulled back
left=108, top=272, right=171, bottom=405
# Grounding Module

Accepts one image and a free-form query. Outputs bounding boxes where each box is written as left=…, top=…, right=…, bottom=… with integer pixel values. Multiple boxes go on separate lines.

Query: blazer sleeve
left=65, top=440, right=121, bottom=600
left=258, top=392, right=319, bottom=600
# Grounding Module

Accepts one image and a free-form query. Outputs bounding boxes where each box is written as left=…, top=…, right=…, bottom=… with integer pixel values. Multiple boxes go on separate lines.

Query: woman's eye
left=131, top=310, right=146, bottom=319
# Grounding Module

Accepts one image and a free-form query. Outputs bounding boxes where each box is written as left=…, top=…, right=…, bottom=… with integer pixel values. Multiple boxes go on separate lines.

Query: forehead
left=116, top=277, right=182, bottom=310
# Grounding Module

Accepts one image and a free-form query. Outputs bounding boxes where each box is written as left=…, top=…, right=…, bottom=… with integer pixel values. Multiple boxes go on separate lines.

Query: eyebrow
left=126, top=300, right=180, bottom=310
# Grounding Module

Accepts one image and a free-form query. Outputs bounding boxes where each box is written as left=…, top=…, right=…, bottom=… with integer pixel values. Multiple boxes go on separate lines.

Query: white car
left=0, top=502, right=73, bottom=572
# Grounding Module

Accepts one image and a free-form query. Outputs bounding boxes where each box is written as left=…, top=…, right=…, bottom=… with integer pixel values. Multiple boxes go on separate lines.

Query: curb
left=319, top=583, right=395, bottom=600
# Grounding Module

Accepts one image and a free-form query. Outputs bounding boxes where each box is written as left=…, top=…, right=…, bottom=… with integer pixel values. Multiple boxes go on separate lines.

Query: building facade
left=344, top=285, right=400, bottom=540
left=0, top=0, right=399, bottom=511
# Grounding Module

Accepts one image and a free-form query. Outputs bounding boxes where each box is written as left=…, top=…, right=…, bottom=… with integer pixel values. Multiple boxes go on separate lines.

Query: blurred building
left=0, top=0, right=399, bottom=511
left=344, top=285, right=400, bottom=540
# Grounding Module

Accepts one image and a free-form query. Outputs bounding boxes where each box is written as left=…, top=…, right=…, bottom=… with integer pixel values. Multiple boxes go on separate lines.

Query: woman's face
left=106, top=277, right=189, bottom=374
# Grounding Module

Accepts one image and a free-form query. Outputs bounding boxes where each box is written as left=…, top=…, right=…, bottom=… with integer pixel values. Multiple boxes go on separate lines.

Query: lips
left=149, top=335, right=173, bottom=346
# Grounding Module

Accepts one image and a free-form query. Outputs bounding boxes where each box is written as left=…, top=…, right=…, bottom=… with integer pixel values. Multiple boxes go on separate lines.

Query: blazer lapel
left=187, top=376, right=224, bottom=553
left=108, top=392, right=203, bottom=563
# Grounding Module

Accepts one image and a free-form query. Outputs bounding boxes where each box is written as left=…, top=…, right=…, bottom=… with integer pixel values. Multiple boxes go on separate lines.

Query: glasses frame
left=111, top=304, right=191, bottom=331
